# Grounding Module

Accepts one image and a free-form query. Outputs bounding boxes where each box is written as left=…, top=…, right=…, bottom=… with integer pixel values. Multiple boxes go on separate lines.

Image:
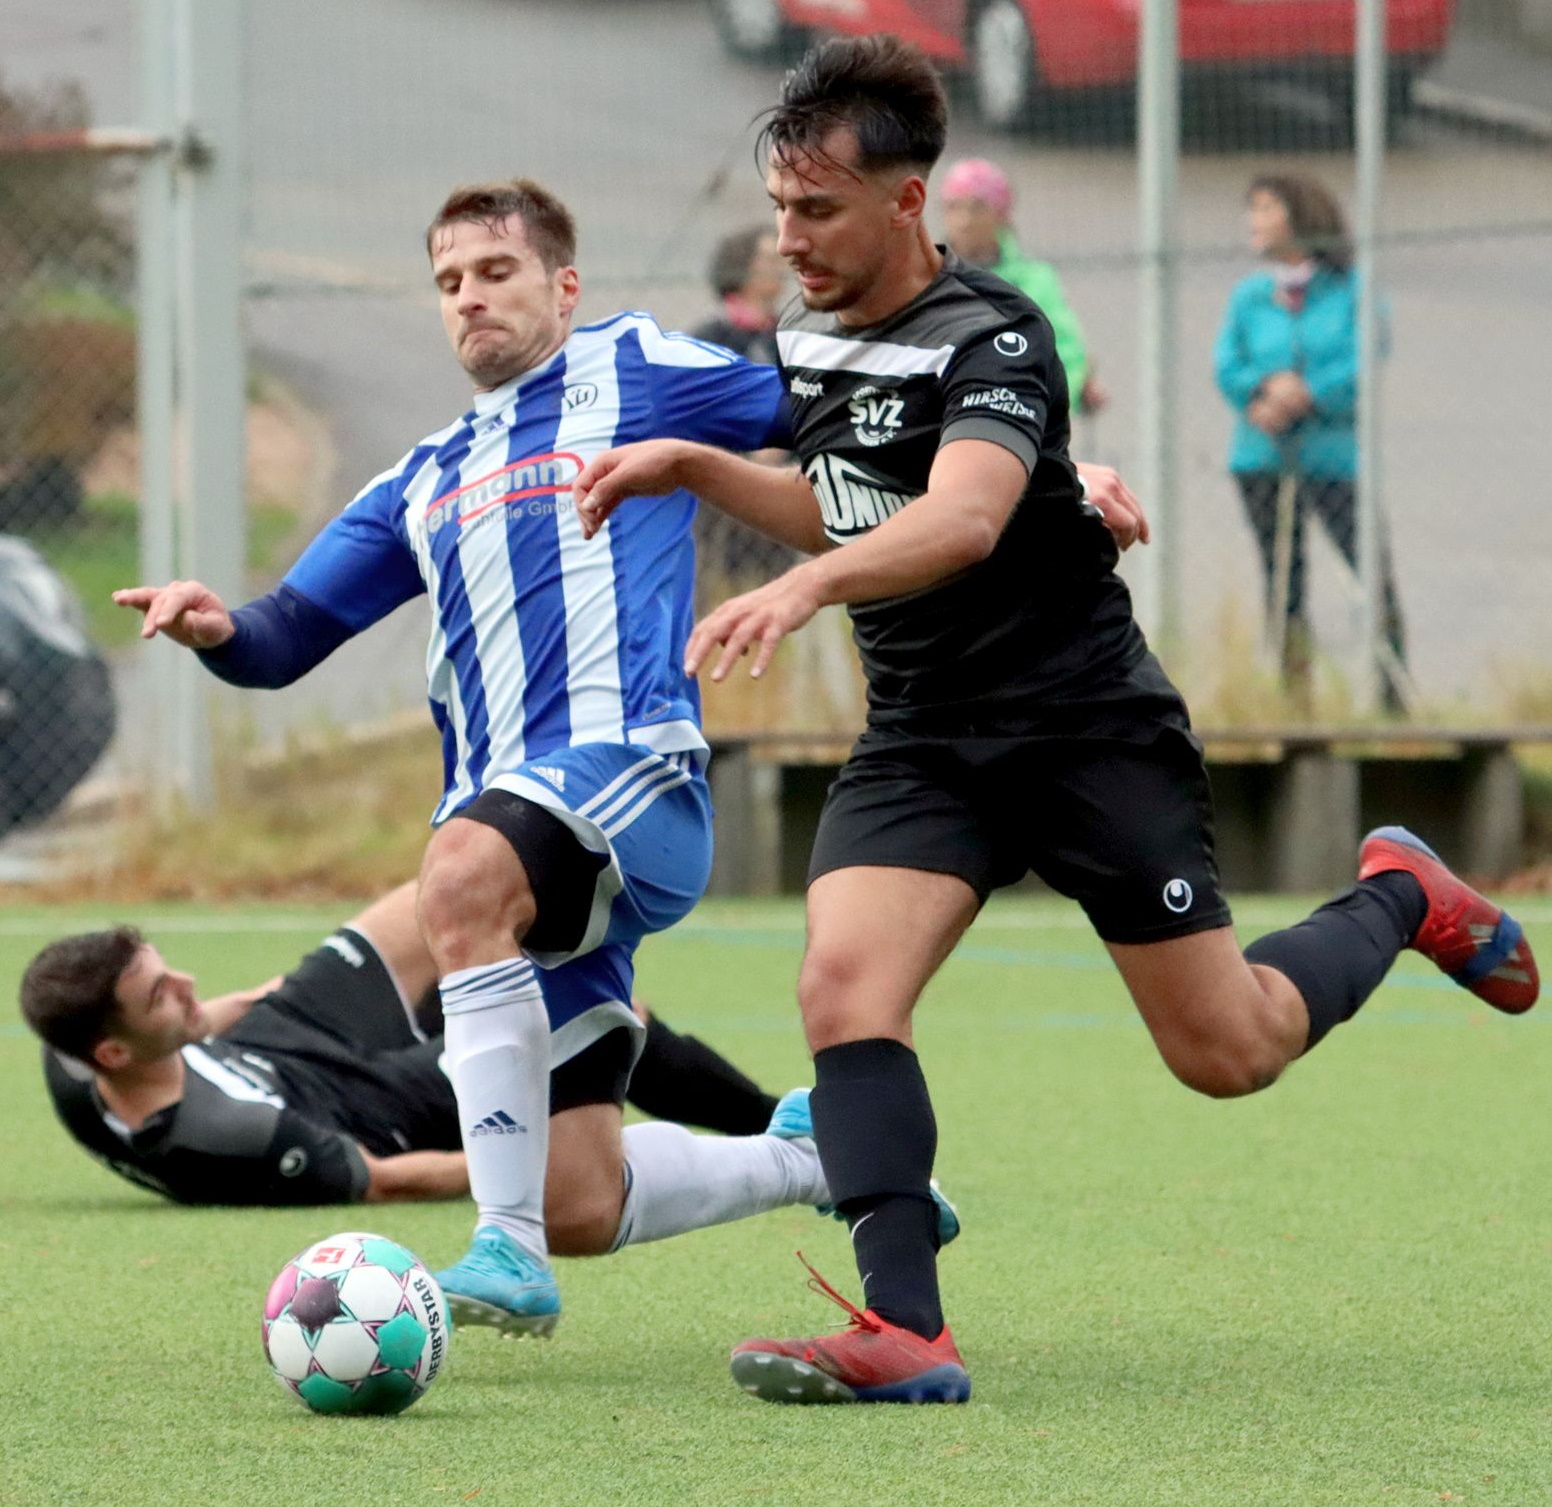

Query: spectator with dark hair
left=1215, top=169, right=1409, bottom=709
left=940, top=158, right=1107, bottom=416
left=693, top=226, right=787, bottom=365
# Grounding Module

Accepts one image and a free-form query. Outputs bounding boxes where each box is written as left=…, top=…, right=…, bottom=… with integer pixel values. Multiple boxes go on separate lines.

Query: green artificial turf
left=2, top=894, right=1550, bottom=1506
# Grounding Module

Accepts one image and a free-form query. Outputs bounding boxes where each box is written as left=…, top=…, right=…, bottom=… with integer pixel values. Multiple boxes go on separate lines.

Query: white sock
left=440, top=958, right=551, bottom=1266
left=611, top=1124, right=830, bottom=1250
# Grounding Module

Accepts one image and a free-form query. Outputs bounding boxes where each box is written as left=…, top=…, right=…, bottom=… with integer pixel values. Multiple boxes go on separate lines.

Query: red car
left=710, top=0, right=1454, bottom=131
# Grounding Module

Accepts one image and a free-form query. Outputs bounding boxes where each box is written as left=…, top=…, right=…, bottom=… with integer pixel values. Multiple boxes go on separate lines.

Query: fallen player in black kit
left=23, top=880, right=779, bottom=1208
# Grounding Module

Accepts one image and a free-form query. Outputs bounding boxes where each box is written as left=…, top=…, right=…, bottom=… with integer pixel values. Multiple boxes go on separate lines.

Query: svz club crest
left=847, top=384, right=904, bottom=449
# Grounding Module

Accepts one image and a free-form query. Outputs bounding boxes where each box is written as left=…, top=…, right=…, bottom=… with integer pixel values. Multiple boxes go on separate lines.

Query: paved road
left=7, top=0, right=1552, bottom=736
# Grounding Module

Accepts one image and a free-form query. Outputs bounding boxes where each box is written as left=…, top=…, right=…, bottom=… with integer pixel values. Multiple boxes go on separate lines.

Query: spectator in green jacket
left=940, top=157, right=1107, bottom=415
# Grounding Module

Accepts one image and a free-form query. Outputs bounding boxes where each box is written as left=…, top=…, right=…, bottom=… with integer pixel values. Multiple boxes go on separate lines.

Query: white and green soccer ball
left=262, top=1232, right=450, bottom=1415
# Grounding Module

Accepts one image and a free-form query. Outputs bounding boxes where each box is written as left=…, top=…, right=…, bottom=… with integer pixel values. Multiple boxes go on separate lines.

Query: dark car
left=0, top=536, right=115, bottom=832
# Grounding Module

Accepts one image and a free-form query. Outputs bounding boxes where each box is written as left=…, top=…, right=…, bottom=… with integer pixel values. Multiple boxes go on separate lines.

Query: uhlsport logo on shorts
left=1162, top=878, right=1194, bottom=914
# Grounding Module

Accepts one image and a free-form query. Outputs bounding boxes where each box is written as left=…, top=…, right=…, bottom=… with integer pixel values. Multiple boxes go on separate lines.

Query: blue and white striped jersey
left=282, top=313, right=786, bottom=822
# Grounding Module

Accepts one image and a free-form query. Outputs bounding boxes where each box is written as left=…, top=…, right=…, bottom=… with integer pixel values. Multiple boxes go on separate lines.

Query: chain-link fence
left=0, top=74, right=131, bottom=849
left=3, top=0, right=1550, bottom=868
left=232, top=0, right=1552, bottom=738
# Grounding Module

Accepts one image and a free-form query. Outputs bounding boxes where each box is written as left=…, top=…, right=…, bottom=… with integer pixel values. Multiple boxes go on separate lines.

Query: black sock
left=1245, top=871, right=1426, bottom=1052
left=811, top=1037, right=943, bottom=1340
left=624, top=1014, right=778, bottom=1136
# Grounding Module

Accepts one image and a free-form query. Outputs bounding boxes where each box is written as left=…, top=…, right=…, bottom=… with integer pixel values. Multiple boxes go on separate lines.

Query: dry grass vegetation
left=15, top=719, right=442, bottom=905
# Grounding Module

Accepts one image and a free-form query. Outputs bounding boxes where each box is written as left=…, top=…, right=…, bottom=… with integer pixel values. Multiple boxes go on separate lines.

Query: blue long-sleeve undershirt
left=194, top=582, right=356, bottom=689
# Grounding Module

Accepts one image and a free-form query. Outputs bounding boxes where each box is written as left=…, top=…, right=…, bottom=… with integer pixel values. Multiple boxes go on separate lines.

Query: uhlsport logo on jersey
left=994, top=330, right=1029, bottom=358
left=1162, top=878, right=1194, bottom=914
left=425, top=451, right=585, bottom=535
left=847, top=384, right=905, bottom=448
left=805, top=453, right=914, bottom=543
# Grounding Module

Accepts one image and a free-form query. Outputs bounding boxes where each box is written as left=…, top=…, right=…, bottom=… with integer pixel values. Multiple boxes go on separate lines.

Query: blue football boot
left=765, top=1087, right=962, bottom=1248
left=434, top=1226, right=561, bottom=1339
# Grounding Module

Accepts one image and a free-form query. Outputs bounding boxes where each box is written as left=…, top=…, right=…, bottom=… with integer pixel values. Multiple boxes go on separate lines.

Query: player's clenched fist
left=112, top=580, right=236, bottom=649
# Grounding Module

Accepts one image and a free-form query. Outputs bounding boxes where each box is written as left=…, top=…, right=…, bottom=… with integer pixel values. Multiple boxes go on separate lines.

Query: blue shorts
left=482, top=744, right=712, bottom=1064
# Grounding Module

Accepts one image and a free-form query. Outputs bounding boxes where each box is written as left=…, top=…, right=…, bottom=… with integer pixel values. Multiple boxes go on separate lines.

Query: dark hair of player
left=425, top=178, right=578, bottom=272
left=1248, top=170, right=1353, bottom=272
left=708, top=226, right=770, bottom=299
left=757, top=34, right=948, bottom=179
left=19, top=926, right=144, bottom=1064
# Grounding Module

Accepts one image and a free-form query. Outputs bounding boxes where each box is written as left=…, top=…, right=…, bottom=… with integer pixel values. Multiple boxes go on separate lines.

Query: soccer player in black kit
left=575, top=36, right=1539, bottom=1405
left=22, top=880, right=792, bottom=1217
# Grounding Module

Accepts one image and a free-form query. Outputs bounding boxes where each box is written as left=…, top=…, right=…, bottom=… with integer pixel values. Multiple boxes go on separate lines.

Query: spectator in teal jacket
left=940, top=158, right=1107, bottom=415
left=1214, top=169, right=1407, bottom=709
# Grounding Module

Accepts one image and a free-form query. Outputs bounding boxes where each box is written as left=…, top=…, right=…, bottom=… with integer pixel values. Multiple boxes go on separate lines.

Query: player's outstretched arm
left=360, top=1148, right=469, bottom=1203
left=575, top=440, right=829, bottom=554
left=112, top=580, right=234, bottom=649
left=1073, top=462, right=1150, bottom=549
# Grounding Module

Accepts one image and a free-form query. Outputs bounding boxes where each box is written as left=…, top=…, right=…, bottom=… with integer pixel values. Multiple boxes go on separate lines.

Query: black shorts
left=260, top=929, right=420, bottom=1053
left=550, top=1027, right=636, bottom=1116
left=808, top=657, right=1232, bottom=945
left=250, top=935, right=635, bottom=1134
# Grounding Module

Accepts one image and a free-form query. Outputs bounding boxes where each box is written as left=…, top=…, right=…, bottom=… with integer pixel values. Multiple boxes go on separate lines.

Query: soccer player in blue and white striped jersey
left=113, top=180, right=830, bottom=1338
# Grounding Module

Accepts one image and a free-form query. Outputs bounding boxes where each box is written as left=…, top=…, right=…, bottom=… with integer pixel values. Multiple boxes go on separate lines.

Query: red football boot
left=1358, top=826, right=1538, bottom=1013
left=730, top=1255, right=970, bottom=1404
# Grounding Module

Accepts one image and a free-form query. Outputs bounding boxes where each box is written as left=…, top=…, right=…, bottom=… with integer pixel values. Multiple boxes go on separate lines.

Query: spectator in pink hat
left=940, top=157, right=1108, bottom=415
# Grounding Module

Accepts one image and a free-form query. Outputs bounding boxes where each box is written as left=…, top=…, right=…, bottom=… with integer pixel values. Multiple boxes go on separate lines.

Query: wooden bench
left=705, top=727, right=1552, bottom=896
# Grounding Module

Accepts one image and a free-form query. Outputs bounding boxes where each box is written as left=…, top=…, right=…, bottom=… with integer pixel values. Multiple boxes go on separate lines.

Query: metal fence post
left=1137, top=0, right=1180, bottom=651
left=136, top=0, right=181, bottom=809
left=1354, top=0, right=1385, bottom=714
left=171, top=0, right=247, bottom=806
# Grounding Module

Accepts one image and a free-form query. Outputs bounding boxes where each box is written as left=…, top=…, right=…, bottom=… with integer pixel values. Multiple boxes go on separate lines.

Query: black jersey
left=777, top=250, right=1146, bottom=724
left=41, top=931, right=458, bottom=1207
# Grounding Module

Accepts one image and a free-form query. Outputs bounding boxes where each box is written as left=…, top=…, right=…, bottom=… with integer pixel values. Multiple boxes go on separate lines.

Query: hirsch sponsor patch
left=960, top=387, right=1038, bottom=420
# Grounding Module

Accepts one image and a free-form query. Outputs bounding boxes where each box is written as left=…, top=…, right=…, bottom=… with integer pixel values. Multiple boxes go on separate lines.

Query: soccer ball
left=262, top=1232, right=450, bottom=1415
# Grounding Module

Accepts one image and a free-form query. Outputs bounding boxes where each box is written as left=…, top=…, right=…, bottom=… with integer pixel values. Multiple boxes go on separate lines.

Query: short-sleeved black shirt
left=777, top=250, right=1146, bottom=725
left=42, top=929, right=458, bottom=1206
